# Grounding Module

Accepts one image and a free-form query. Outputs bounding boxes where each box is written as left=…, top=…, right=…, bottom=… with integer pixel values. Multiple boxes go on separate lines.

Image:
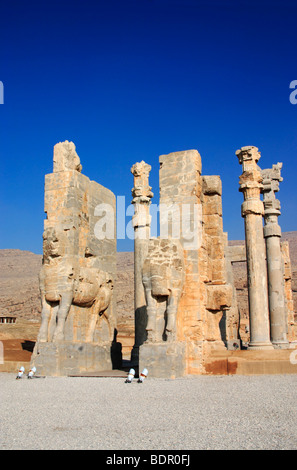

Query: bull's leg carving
left=86, top=316, right=96, bottom=343
left=38, top=295, right=52, bottom=342
left=146, top=291, right=158, bottom=342
left=165, top=290, right=180, bottom=342
left=48, top=304, right=59, bottom=342
left=86, top=301, right=100, bottom=343
left=52, top=291, right=73, bottom=342
left=146, top=307, right=157, bottom=342
left=85, top=281, right=113, bottom=343
left=166, top=307, right=176, bottom=342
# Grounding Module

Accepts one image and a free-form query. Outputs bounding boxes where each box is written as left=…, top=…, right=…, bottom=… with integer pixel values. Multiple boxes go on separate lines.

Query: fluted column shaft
left=236, top=146, right=273, bottom=350
left=262, top=163, right=289, bottom=349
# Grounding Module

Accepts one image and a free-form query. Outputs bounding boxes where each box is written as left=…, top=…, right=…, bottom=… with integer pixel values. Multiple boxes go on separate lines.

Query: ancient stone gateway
left=31, top=141, right=120, bottom=376
left=31, top=141, right=296, bottom=378
left=133, top=147, right=295, bottom=377
left=132, top=150, right=234, bottom=378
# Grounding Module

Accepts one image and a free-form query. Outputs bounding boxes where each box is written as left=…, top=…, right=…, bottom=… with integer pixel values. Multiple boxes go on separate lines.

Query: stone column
left=261, top=163, right=289, bottom=349
left=236, top=146, right=273, bottom=350
left=131, top=161, right=153, bottom=360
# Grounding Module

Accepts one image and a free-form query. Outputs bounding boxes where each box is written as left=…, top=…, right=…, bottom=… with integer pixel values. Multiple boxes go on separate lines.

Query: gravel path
left=1, top=373, right=296, bottom=450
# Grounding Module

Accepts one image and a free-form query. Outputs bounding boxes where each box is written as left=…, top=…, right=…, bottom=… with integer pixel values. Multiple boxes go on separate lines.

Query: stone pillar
left=131, top=161, right=153, bottom=360
left=31, top=141, right=120, bottom=376
left=236, top=146, right=273, bottom=350
left=261, top=163, right=289, bottom=349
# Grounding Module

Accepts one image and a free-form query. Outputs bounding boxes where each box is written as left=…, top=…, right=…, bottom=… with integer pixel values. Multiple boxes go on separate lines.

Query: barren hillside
left=0, top=250, right=42, bottom=319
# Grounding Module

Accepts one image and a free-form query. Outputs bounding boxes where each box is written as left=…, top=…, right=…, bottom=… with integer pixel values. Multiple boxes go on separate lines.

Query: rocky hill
left=0, top=250, right=42, bottom=319
left=0, top=232, right=296, bottom=341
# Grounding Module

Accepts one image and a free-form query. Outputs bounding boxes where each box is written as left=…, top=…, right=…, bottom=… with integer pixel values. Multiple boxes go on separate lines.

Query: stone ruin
left=31, top=142, right=296, bottom=377
left=31, top=141, right=120, bottom=375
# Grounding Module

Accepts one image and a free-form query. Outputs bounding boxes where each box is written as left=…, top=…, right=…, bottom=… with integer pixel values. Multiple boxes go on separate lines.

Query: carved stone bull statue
left=142, top=238, right=185, bottom=343
left=37, top=227, right=113, bottom=343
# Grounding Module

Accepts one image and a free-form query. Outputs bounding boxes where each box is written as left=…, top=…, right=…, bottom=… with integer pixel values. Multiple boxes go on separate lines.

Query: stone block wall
left=138, top=149, right=233, bottom=376
left=31, top=141, right=119, bottom=375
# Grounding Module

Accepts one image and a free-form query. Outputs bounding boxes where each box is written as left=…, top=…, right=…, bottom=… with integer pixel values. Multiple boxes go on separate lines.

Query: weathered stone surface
left=261, top=163, right=289, bottom=348
left=131, top=161, right=153, bottom=360
left=1, top=232, right=296, bottom=360
left=53, top=140, right=82, bottom=173
left=136, top=149, right=233, bottom=376
left=31, top=141, right=119, bottom=375
left=281, top=241, right=296, bottom=343
left=202, top=175, right=222, bottom=196
left=2, top=141, right=296, bottom=378
left=142, top=238, right=185, bottom=343
left=223, top=234, right=241, bottom=348
left=206, top=284, right=232, bottom=311
left=31, top=341, right=121, bottom=376
left=227, top=236, right=296, bottom=348
left=201, top=174, right=234, bottom=352
left=139, top=341, right=186, bottom=379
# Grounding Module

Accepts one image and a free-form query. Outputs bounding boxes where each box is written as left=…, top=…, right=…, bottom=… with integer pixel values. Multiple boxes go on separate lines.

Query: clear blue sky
left=0, top=0, right=296, bottom=254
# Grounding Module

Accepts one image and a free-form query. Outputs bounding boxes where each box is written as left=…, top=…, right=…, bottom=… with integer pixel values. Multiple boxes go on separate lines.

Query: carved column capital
left=131, top=161, right=154, bottom=203
left=236, top=145, right=261, bottom=168
left=131, top=160, right=153, bottom=229
left=236, top=146, right=264, bottom=199
left=261, top=162, right=283, bottom=238
left=261, top=162, right=283, bottom=219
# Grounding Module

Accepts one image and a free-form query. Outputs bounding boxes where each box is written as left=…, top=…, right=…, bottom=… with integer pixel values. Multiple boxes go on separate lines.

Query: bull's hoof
left=165, top=330, right=175, bottom=342
left=146, top=330, right=154, bottom=342
left=52, top=331, right=64, bottom=342
left=37, top=336, right=47, bottom=343
left=37, top=330, right=48, bottom=343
